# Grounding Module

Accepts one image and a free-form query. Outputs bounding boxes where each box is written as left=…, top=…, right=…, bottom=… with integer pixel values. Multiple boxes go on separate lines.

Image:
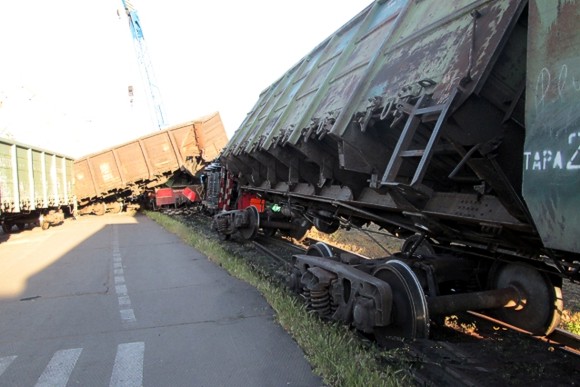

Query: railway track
left=466, top=311, right=580, bottom=355
left=165, top=208, right=580, bottom=385
left=256, top=235, right=580, bottom=346
left=248, top=233, right=580, bottom=386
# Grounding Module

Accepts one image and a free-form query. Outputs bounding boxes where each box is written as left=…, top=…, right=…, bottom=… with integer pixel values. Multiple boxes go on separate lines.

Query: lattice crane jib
left=120, top=0, right=167, bottom=130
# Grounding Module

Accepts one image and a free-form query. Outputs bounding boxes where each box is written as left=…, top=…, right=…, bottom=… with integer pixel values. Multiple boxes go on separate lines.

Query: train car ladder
left=380, top=88, right=460, bottom=190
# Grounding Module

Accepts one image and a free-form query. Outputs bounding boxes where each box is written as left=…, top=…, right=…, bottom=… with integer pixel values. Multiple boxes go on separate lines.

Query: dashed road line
left=118, top=295, right=131, bottom=306
left=120, top=309, right=137, bottom=323
left=115, top=285, right=128, bottom=296
left=112, top=225, right=136, bottom=326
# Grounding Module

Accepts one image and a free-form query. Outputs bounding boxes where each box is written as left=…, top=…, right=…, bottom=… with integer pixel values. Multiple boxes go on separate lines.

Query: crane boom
left=121, top=0, right=166, bottom=129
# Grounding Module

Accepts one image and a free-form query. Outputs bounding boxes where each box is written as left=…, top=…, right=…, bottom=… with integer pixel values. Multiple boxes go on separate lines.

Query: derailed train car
left=214, top=0, right=580, bottom=340
left=0, top=137, right=75, bottom=232
left=74, top=112, right=228, bottom=215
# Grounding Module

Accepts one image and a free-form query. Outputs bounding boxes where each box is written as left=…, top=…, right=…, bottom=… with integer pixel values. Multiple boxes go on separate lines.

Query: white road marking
left=0, top=355, right=17, bottom=376
left=110, top=342, right=144, bottom=387
left=115, top=285, right=128, bottom=296
left=35, top=348, right=82, bottom=387
left=112, top=225, right=137, bottom=325
left=120, top=309, right=136, bottom=323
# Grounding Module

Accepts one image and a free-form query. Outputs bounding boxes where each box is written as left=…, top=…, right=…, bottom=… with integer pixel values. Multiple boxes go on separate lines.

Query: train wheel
left=239, top=206, right=260, bottom=240
left=306, top=242, right=333, bottom=258
left=373, top=260, right=429, bottom=341
left=489, top=263, right=563, bottom=335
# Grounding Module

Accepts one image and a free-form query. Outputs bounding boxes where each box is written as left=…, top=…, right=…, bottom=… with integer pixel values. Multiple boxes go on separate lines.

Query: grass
left=561, top=310, right=580, bottom=335
left=145, top=211, right=410, bottom=387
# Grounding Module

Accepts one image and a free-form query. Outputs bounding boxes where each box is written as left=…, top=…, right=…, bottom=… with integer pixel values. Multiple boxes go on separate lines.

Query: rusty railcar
left=75, top=112, right=228, bottom=214
left=216, top=0, right=580, bottom=339
left=0, top=137, right=75, bottom=232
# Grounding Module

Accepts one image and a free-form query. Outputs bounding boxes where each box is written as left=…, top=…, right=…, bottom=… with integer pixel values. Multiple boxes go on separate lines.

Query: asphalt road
left=0, top=213, right=322, bottom=387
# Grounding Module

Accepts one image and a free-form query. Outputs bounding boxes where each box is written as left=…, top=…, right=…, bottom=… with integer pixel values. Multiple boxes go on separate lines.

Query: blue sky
left=0, top=0, right=372, bottom=157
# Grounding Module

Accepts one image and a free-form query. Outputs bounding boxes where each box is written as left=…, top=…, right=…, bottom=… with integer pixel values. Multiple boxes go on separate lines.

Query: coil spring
left=303, top=288, right=332, bottom=318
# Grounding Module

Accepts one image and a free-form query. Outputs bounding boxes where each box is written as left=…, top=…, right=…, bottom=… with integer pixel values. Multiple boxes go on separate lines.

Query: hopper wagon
left=211, top=0, right=580, bottom=339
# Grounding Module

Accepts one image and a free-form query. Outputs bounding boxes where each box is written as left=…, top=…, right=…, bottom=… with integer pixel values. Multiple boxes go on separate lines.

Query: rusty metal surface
left=342, top=0, right=524, bottom=131
left=74, top=112, right=228, bottom=204
left=219, top=0, right=580, bottom=272
left=523, top=0, right=580, bottom=254
left=0, top=137, right=75, bottom=215
left=222, top=0, right=523, bottom=155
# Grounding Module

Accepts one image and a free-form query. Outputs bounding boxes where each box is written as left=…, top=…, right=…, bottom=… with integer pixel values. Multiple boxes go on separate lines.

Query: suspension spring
left=309, top=289, right=332, bottom=318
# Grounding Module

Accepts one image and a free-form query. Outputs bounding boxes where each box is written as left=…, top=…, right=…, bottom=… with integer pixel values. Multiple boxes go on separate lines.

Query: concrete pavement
left=0, top=213, right=323, bottom=386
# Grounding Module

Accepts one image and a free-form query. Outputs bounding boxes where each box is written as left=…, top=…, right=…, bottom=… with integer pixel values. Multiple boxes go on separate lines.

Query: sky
left=0, top=0, right=373, bottom=158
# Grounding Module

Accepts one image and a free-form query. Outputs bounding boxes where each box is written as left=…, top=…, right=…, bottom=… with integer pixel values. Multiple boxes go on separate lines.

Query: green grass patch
left=145, top=211, right=410, bottom=386
left=562, top=310, right=580, bottom=335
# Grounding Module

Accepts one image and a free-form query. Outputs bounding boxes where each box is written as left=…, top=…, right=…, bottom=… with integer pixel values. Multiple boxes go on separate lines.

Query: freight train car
left=213, top=0, right=580, bottom=340
left=74, top=112, right=228, bottom=215
left=0, top=137, right=75, bottom=232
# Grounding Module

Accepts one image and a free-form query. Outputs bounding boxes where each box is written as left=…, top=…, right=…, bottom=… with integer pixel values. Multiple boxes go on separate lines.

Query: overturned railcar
left=75, top=112, right=228, bottom=214
left=218, top=0, right=580, bottom=339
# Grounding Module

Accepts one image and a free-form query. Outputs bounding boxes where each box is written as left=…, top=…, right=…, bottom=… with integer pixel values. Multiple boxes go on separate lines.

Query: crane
left=120, top=0, right=167, bottom=130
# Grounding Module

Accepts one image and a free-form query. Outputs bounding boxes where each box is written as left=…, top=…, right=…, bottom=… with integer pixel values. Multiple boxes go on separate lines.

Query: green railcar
left=216, top=0, right=580, bottom=338
left=0, top=137, right=75, bottom=232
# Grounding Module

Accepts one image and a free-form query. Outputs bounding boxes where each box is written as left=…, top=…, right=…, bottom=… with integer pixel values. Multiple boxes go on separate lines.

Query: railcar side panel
left=0, top=141, right=17, bottom=211
left=0, top=137, right=75, bottom=217
left=219, top=0, right=580, bottom=269
left=116, top=142, right=149, bottom=183
left=523, top=0, right=580, bottom=254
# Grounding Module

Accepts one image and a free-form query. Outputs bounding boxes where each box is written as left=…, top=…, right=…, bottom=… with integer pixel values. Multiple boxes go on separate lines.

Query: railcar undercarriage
left=211, top=192, right=569, bottom=339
